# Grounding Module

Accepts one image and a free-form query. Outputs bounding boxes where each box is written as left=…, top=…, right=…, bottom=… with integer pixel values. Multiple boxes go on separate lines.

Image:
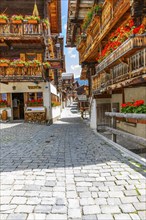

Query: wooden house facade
left=0, top=0, right=64, bottom=123
left=66, top=0, right=146, bottom=138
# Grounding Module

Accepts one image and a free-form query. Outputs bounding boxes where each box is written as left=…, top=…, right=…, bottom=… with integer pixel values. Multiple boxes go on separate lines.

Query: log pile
left=25, top=112, right=46, bottom=123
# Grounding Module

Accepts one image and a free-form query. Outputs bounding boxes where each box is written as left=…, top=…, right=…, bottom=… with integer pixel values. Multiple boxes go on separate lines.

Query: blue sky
left=61, top=0, right=81, bottom=78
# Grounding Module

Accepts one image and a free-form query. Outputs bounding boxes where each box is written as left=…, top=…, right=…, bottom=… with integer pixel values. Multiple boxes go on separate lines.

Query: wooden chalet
left=61, top=73, right=75, bottom=106
left=66, top=0, right=146, bottom=138
left=0, top=0, right=64, bottom=123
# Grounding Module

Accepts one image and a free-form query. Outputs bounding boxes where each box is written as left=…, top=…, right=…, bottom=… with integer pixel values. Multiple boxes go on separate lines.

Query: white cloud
left=67, top=48, right=76, bottom=54
left=71, top=64, right=80, bottom=70
left=64, top=24, right=67, bottom=30
left=70, top=54, right=76, bottom=58
left=70, top=65, right=81, bottom=78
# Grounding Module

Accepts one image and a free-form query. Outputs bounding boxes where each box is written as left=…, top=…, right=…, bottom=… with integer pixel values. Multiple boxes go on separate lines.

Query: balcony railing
left=0, top=65, right=44, bottom=81
left=96, top=34, right=146, bottom=74
left=79, top=0, right=130, bottom=61
left=0, top=21, right=50, bottom=37
left=92, top=49, right=146, bottom=92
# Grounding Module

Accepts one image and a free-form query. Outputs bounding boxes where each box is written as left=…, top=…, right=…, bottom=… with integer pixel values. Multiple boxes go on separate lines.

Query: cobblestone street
left=0, top=106, right=146, bottom=220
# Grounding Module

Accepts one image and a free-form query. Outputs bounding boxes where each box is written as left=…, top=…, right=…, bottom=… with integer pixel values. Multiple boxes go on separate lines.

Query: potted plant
left=27, top=99, right=43, bottom=106
left=10, top=59, right=26, bottom=67
left=93, top=4, right=102, bottom=16
left=0, top=14, right=8, bottom=24
left=121, top=100, right=146, bottom=123
left=25, top=15, right=40, bottom=24
left=0, top=58, right=10, bottom=67
left=28, top=59, right=41, bottom=67
left=11, top=15, right=23, bottom=24
left=43, top=61, right=50, bottom=69
left=42, top=19, right=49, bottom=29
left=0, top=100, right=8, bottom=108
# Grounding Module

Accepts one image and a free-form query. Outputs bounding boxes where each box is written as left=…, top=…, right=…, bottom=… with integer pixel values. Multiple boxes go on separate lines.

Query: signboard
left=28, top=86, right=41, bottom=89
left=78, top=95, right=87, bottom=101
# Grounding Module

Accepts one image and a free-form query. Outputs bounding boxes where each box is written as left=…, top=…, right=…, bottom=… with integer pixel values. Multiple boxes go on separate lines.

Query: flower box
left=0, top=18, right=7, bottom=24
left=0, top=63, right=8, bottom=67
left=28, top=19, right=38, bottom=24
left=12, top=20, right=22, bottom=24
left=0, top=105, right=7, bottom=108
left=17, top=63, right=24, bottom=67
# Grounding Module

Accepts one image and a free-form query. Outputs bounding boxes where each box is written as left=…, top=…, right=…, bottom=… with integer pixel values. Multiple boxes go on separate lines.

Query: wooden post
left=112, top=108, right=116, bottom=142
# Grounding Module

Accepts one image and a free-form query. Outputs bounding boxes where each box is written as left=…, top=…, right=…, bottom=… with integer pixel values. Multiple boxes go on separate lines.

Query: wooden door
left=96, top=103, right=111, bottom=131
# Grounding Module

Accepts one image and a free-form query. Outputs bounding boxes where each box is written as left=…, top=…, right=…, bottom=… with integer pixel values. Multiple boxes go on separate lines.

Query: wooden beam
left=105, top=126, right=146, bottom=146
left=71, top=0, right=80, bottom=45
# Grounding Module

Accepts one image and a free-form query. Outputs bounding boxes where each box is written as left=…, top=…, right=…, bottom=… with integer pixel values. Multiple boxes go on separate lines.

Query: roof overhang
left=48, top=0, right=62, bottom=34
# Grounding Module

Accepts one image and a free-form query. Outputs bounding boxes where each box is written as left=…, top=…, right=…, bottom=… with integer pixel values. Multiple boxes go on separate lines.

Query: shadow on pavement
left=1, top=114, right=146, bottom=178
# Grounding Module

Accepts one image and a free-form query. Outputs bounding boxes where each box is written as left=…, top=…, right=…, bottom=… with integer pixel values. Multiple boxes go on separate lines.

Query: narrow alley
left=0, top=104, right=146, bottom=220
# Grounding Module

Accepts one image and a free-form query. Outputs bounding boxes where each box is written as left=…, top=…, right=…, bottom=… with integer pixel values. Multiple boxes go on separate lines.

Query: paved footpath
left=0, top=105, right=146, bottom=220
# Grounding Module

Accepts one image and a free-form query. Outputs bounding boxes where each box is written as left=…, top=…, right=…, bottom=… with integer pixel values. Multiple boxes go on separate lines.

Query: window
left=28, top=93, right=35, bottom=101
left=37, top=92, right=43, bottom=100
left=1, top=93, right=7, bottom=100
left=28, top=92, right=43, bottom=101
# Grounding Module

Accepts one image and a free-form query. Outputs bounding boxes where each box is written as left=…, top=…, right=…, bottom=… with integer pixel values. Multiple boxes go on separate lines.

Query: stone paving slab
left=0, top=106, right=146, bottom=220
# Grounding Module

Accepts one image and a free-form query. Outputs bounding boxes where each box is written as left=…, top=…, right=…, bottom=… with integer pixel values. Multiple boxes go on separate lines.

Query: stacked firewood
left=25, top=112, right=46, bottom=123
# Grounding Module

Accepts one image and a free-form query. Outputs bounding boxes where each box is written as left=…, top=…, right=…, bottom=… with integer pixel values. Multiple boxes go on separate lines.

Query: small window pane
left=2, top=93, right=7, bottom=100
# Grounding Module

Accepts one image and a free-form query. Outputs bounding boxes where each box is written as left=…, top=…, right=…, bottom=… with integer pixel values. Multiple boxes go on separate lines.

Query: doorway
left=12, top=93, right=24, bottom=120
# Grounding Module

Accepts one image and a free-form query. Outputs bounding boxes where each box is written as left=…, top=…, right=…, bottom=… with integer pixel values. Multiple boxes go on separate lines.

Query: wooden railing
left=0, top=65, right=43, bottom=81
left=92, top=48, right=146, bottom=91
left=79, top=0, right=130, bottom=61
left=0, top=21, right=50, bottom=37
left=96, top=35, right=146, bottom=74
left=105, top=112, right=146, bottom=146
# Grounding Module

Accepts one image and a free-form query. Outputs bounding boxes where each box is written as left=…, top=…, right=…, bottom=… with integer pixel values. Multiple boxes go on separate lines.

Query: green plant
left=25, top=15, right=40, bottom=21
left=0, top=100, right=8, bottom=107
left=10, top=59, right=26, bottom=66
left=0, top=14, right=8, bottom=21
left=0, top=59, right=10, bottom=64
left=121, top=100, right=146, bottom=113
left=28, top=59, right=41, bottom=66
left=93, top=4, right=102, bottom=14
left=42, top=19, right=49, bottom=26
left=51, top=101, right=61, bottom=107
left=43, top=62, right=50, bottom=68
left=11, top=14, right=23, bottom=21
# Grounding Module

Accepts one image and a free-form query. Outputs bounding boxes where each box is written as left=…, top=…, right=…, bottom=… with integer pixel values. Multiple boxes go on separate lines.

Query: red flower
left=121, top=103, right=127, bottom=108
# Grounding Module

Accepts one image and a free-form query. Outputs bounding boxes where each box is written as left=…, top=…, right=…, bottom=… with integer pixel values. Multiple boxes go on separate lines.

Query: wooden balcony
left=79, top=0, right=130, bottom=62
left=0, top=65, right=44, bottom=82
left=0, top=21, right=50, bottom=43
left=92, top=48, right=146, bottom=93
left=96, top=35, right=146, bottom=75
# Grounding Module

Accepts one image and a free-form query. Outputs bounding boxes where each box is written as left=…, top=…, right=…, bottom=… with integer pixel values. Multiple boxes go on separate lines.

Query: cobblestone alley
left=0, top=106, right=146, bottom=220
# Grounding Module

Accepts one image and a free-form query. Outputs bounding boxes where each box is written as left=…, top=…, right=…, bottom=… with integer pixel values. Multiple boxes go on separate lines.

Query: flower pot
left=127, top=118, right=137, bottom=123
left=28, top=20, right=38, bottom=24
left=12, top=20, right=22, bottom=24
left=1, top=109, right=7, bottom=121
left=0, top=63, right=8, bottom=67
left=0, top=19, right=7, bottom=24
left=17, top=64, right=24, bottom=67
